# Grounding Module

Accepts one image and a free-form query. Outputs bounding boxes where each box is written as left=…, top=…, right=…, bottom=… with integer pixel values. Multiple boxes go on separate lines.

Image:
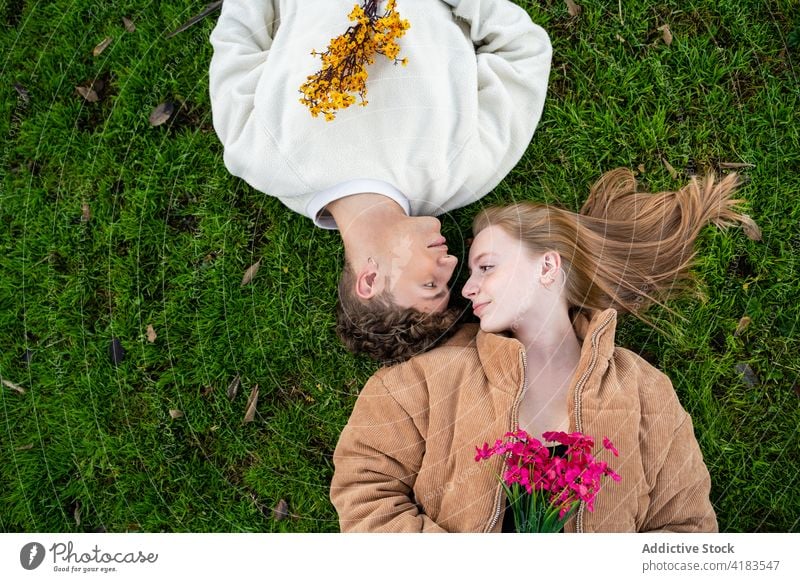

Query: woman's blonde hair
left=473, top=168, right=759, bottom=318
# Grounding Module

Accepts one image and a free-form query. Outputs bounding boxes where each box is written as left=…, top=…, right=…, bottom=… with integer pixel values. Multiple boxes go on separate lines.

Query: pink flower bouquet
left=475, top=429, right=621, bottom=532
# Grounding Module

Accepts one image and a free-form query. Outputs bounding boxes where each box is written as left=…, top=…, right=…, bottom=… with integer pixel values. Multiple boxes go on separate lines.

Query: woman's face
left=462, top=225, right=550, bottom=334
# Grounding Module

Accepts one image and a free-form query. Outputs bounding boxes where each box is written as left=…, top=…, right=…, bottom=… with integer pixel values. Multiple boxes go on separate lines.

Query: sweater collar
left=474, top=308, right=619, bottom=393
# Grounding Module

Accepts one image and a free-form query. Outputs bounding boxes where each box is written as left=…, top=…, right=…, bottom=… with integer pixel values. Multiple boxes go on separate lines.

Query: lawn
left=1, top=0, right=798, bottom=532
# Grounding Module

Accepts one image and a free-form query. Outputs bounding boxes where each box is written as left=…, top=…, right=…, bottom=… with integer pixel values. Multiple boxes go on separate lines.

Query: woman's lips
left=472, top=302, right=489, bottom=316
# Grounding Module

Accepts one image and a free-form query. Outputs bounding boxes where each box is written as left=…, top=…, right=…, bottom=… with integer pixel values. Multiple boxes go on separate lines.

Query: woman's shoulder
left=612, top=346, right=687, bottom=422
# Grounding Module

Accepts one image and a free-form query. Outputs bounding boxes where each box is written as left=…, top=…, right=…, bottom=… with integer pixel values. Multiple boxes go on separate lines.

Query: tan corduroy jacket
left=331, top=308, right=718, bottom=532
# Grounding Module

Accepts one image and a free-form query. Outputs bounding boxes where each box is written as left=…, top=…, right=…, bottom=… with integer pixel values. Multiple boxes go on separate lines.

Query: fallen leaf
left=109, top=338, right=125, bottom=366
left=241, top=259, right=262, bottom=286
left=16, top=443, right=34, bottom=451
left=740, top=214, right=762, bottom=241
left=734, top=363, right=758, bottom=387
left=615, top=34, right=626, bottom=43
left=226, top=375, right=241, bottom=401
left=658, top=24, right=673, bottom=46
left=662, top=157, right=678, bottom=180
left=719, top=162, right=755, bottom=169
left=169, top=409, right=184, bottom=419
left=637, top=163, right=646, bottom=174
left=122, top=17, right=136, bottom=33
left=2, top=378, right=26, bottom=395
left=14, top=83, right=30, bottom=104
left=76, top=85, right=100, bottom=102
left=565, top=0, right=582, bottom=17
left=272, top=499, right=290, bottom=521
left=74, top=501, right=82, bottom=526
left=734, top=316, right=752, bottom=336
left=201, top=385, right=214, bottom=397
left=81, top=202, right=91, bottom=222
left=149, top=102, right=175, bottom=127
left=165, top=1, right=223, bottom=39
left=92, top=36, right=113, bottom=57
left=146, top=324, right=157, bottom=343
left=243, top=384, right=259, bottom=423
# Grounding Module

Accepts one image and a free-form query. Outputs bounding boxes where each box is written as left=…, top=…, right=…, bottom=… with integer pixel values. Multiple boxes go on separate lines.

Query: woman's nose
left=462, top=276, right=477, bottom=298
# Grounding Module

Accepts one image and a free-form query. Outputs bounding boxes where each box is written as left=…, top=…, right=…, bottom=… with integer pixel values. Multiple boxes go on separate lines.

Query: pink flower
left=603, top=436, right=619, bottom=457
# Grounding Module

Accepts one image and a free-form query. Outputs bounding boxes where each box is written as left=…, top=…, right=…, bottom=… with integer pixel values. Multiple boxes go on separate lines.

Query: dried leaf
left=658, top=24, right=673, bottom=46
left=243, top=384, right=259, bottom=423
left=662, top=157, right=678, bottom=180
left=76, top=85, right=100, bottom=103
left=92, top=36, right=113, bottom=57
left=14, top=83, right=30, bottom=104
left=146, top=324, right=157, bottom=343
left=240, top=259, right=262, bottom=286
left=719, top=162, right=755, bottom=169
left=272, top=499, right=290, bottom=521
left=226, top=375, right=241, bottom=401
left=637, top=163, right=646, bottom=174
left=735, top=363, right=759, bottom=387
left=149, top=102, right=175, bottom=127
left=16, top=443, right=34, bottom=451
left=122, top=17, right=136, bottom=33
left=564, top=0, right=582, bottom=17
left=81, top=202, right=91, bottom=222
left=165, top=1, right=223, bottom=39
left=169, top=409, right=184, bottom=419
left=109, top=338, right=126, bottom=366
left=2, top=378, right=26, bottom=395
left=74, top=501, right=82, bottom=526
left=734, top=316, right=752, bottom=336
left=740, top=214, right=762, bottom=241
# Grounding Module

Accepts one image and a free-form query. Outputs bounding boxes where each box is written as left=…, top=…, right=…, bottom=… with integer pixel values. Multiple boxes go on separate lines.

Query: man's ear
left=355, top=258, right=383, bottom=299
left=540, top=251, right=562, bottom=286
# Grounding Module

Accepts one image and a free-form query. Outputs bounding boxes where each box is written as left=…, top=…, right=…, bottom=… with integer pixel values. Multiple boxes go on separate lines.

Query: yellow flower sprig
left=299, top=0, right=410, bottom=121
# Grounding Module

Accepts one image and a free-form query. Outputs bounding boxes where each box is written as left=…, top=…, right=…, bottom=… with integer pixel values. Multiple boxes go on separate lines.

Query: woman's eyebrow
left=469, top=252, right=490, bottom=269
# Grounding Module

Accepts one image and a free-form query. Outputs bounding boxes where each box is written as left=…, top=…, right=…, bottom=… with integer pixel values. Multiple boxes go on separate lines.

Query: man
left=209, top=0, right=551, bottom=361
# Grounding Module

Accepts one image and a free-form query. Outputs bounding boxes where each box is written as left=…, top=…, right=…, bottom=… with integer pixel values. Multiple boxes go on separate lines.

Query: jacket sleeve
left=208, top=0, right=280, bottom=193
left=330, top=373, right=447, bottom=533
left=641, top=398, right=718, bottom=532
left=442, top=0, right=552, bottom=192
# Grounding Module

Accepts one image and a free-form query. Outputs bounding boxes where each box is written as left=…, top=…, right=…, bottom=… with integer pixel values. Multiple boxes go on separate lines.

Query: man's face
left=386, top=216, right=458, bottom=313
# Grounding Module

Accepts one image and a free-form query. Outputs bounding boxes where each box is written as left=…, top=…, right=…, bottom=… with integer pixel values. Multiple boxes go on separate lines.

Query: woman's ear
left=540, top=251, right=562, bottom=286
left=355, top=257, right=383, bottom=299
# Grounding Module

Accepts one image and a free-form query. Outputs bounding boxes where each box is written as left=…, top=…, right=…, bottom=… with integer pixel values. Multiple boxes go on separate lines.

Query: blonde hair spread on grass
left=474, top=168, right=760, bottom=319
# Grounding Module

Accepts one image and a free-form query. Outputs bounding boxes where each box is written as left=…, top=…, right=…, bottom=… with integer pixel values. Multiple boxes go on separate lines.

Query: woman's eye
left=479, top=265, right=493, bottom=272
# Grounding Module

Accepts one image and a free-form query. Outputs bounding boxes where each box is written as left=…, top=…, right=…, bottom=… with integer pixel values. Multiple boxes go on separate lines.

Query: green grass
left=1, top=0, right=798, bottom=532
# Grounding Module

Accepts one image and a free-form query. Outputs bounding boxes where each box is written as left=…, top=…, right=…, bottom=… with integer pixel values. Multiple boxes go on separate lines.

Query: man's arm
left=208, top=0, right=281, bottom=193
left=443, top=0, right=552, bottom=192
left=331, top=373, right=447, bottom=533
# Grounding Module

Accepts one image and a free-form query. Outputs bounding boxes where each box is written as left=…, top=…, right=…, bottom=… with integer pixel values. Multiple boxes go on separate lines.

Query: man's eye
left=423, top=282, right=436, bottom=288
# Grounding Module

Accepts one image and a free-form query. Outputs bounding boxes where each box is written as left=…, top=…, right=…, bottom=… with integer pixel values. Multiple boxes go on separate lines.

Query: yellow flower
left=299, top=0, right=410, bottom=121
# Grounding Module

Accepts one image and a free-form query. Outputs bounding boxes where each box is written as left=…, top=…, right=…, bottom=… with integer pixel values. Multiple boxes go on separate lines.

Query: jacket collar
left=473, top=308, right=619, bottom=393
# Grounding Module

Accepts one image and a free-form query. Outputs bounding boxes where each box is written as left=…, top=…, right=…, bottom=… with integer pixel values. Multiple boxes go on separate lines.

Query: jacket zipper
left=572, top=312, right=615, bottom=533
left=484, top=348, right=528, bottom=533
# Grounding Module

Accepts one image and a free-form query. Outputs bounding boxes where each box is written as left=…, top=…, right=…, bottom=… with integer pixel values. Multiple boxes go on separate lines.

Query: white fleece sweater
left=209, top=0, right=551, bottom=228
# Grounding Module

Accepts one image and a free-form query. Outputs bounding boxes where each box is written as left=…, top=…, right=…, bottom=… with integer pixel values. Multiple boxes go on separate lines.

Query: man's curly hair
left=336, top=264, right=461, bottom=364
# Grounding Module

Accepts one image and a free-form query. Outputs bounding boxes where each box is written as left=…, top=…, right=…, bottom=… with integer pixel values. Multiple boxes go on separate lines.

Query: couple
left=209, top=0, right=754, bottom=531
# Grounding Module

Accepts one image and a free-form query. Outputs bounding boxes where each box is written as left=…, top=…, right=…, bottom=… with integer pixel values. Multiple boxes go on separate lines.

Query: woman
left=330, top=168, right=757, bottom=532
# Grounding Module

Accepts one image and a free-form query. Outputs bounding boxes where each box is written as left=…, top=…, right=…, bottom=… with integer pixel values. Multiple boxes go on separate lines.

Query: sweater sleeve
left=442, top=0, right=551, bottom=193
left=330, top=373, right=447, bottom=533
left=208, top=0, right=285, bottom=195
left=640, top=381, right=718, bottom=532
